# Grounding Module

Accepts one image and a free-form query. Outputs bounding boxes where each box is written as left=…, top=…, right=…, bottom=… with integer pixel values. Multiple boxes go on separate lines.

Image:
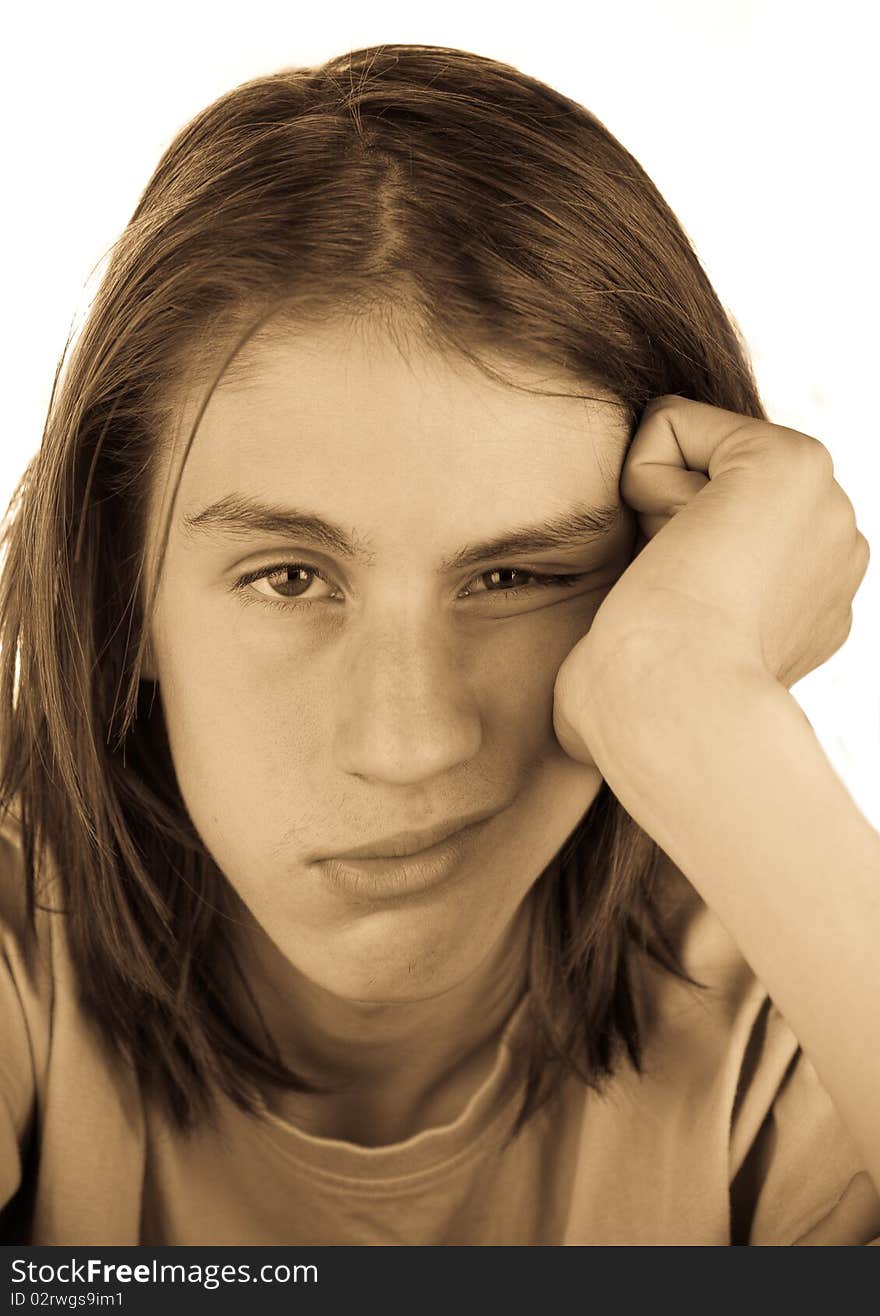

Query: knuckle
left=854, top=532, right=871, bottom=582
left=643, top=394, right=679, bottom=414
left=801, top=433, right=835, bottom=476
left=618, top=463, right=656, bottom=508
left=838, top=609, right=855, bottom=648
left=553, top=651, right=581, bottom=704
left=857, top=531, right=871, bottom=568
left=770, top=430, right=831, bottom=480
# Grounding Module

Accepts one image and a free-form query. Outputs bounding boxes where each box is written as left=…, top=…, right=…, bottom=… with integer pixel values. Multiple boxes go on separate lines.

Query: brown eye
left=258, top=565, right=316, bottom=598
left=483, top=568, right=532, bottom=590
left=232, top=561, right=340, bottom=609
left=460, top=568, right=583, bottom=598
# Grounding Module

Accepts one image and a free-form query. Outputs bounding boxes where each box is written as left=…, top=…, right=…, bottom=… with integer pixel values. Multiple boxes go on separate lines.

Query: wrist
left=556, top=615, right=775, bottom=764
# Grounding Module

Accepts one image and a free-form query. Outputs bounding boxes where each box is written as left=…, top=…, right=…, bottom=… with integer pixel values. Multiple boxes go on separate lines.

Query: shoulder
left=635, top=857, right=777, bottom=1089
left=0, top=801, right=50, bottom=1220
left=0, top=803, right=55, bottom=1004
left=0, top=802, right=61, bottom=1107
left=0, top=798, right=54, bottom=1059
left=0, top=805, right=149, bottom=1242
left=638, top=855, right=877, bottom=1244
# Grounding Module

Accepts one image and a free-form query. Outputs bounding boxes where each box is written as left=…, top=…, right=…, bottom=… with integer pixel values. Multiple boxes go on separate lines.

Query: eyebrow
left=180, top=493, right=622, bottom=572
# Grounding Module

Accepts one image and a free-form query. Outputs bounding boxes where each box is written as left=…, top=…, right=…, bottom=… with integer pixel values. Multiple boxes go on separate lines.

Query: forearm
left=577, top=630, right=880, bottom=1190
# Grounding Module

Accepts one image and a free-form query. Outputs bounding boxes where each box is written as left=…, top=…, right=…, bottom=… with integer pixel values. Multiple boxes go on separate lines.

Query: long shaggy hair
left=0, top=44, right=765, bottom=1137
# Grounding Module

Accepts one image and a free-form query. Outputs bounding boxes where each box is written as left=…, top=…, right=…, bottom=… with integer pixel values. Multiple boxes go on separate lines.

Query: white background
left=3, top=0, right=877, bottom=825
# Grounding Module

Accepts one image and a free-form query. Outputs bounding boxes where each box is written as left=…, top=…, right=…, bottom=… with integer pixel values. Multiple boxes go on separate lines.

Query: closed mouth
left=321, top=802, right=511, bottom=862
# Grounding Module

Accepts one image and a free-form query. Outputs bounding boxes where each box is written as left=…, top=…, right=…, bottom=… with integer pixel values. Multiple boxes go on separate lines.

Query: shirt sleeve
left=0, top=820, right=40, bottom=1219
left=729, top=1004, right=880, bottom=1245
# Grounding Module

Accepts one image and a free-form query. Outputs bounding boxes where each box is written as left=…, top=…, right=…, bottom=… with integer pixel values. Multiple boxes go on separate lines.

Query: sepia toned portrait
left=2, top=5, right=878, bottom=1253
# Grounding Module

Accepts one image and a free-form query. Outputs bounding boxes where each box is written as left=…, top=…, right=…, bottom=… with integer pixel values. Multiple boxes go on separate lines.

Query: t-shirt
left=1, top=809, right=878, bottom=1246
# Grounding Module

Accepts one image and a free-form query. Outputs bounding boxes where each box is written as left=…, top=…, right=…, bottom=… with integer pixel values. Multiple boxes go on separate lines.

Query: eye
left=232, top=562, right=340, bottom=607
left=458, top=568, right=585, bottom=599
left=230, top=561, right=591, bottom=614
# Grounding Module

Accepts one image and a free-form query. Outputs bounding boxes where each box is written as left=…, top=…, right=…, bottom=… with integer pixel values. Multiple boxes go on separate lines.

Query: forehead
left=160, top=319, right=632, bottom=537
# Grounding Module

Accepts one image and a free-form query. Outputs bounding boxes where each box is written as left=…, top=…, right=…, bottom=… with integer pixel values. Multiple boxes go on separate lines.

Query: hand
left=554, top=395, right=870, bottom=759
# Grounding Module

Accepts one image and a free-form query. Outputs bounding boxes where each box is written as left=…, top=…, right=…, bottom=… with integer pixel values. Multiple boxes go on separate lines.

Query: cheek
left=158, top=589, right=600, bottom=754
left=151, top=578, right=603, bottom=829
left=147, top=593, right=318, bottom=839
left=471, top=596, right=604, bottom=730
left=151, top=590, right=606, bottom=945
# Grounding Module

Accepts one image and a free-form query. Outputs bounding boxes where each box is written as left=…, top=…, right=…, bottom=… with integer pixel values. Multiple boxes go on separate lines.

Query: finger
left=620, top=395, right=778, bottom=515
left=623, top=467, right=709, bottom=518
left=634, top=394, right=767, bottom=474
left=856, top=531, right=871, bottom=585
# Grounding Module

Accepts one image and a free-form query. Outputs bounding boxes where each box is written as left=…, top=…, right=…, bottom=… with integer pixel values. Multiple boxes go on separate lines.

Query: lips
left=318, top=802, right=509, bottom=861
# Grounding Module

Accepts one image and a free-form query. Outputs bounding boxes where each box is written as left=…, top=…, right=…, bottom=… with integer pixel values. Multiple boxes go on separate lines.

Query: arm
left=574, top=624, right=880, bottom=1195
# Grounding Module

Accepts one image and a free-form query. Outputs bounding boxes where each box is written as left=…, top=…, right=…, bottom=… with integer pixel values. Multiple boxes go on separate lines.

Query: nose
left=332, top=617, right=483, bottom=785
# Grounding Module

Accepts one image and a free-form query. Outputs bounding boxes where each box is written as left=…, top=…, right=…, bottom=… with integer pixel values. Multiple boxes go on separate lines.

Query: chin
left=300, top=925, right=485, bottom=1007
left=322, top=967, right=466, bottom=1008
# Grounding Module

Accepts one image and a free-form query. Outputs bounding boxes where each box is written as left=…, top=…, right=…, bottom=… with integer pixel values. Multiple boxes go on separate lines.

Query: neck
left=228, top=894, right=533, bottom=1144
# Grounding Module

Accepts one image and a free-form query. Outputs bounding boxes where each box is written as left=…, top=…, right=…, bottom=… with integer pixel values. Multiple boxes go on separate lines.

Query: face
left=145, top=318, right=636, bottom=1006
